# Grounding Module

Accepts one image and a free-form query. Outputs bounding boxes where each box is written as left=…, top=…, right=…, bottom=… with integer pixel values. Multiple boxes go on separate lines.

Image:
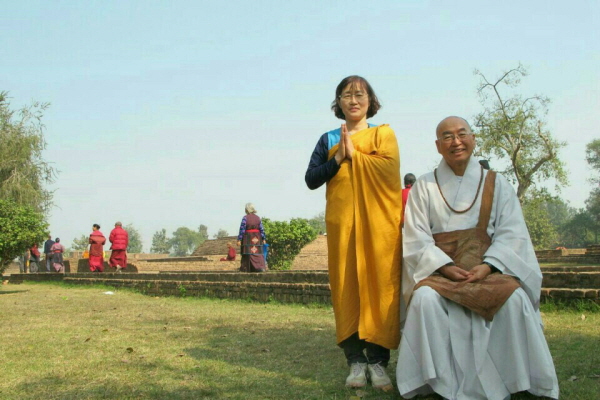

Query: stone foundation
left=133, top=256, right=240, bottom=272
left=4, top=260, right=72, bottom=274
left=535, top=246, right=600, bottom=264
left=7, top=266, right=599, bottom=305
left=7, top=271, right=331, bottom=305
left=65, top=278, right=332, bottom=304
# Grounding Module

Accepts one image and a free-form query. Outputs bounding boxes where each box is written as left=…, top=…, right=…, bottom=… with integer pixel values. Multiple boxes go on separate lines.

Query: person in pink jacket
left=109, top=221, right=129, bottom=273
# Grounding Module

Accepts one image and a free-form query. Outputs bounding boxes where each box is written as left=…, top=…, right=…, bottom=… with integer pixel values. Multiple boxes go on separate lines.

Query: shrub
left=262, top=218, right=317, bottom=270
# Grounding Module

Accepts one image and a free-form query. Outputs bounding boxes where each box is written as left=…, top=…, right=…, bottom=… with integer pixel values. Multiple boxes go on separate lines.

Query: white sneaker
left=345, top=362, right=368, bottom=388
left=367, top=363, right=392, bottom=390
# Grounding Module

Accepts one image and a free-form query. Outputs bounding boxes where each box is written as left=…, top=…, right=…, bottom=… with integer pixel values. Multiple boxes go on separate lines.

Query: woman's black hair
left=331, top=75, right=381, bottom=120
left=93, top=224, right=100, bottom=229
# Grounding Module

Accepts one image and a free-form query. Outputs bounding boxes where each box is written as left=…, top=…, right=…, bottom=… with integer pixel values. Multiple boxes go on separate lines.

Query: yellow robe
left=325, top=124, right=402, bottom=349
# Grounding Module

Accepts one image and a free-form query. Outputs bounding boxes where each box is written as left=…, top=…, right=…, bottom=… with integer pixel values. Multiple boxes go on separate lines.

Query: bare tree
left=473, top=64, right=567, bottom=202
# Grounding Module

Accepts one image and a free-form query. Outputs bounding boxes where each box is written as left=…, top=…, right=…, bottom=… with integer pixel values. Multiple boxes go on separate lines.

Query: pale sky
left=2, top=1, right=598, bottom=251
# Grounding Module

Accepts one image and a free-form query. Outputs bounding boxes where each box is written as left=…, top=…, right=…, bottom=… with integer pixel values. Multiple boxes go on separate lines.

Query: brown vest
left=414, top=170, right=520, bottom=321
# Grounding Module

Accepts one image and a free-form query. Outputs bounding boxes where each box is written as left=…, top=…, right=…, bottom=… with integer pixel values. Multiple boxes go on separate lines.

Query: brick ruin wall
left=7, top=270, right=599, bottom=305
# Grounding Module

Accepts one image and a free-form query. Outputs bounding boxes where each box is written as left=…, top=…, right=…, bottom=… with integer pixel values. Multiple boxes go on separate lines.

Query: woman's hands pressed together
left=335, top=124, right=355, bottom=164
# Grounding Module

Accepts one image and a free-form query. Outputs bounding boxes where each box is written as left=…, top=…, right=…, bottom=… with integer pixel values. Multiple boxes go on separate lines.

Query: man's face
left=435, top=117, right=476, bottom=170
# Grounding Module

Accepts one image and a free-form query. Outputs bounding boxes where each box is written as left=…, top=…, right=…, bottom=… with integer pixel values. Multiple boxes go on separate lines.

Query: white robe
left=396, top=157, right=559, bottom=400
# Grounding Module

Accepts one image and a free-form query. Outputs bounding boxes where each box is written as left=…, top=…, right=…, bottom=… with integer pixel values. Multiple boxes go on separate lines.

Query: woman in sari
left=305, top=76, right=402, bottom=390
left=50, top=238, right=65, bottom=273
left=88, top=224, right=106, bottom=272
left=236, top=203, right=267, bottom=272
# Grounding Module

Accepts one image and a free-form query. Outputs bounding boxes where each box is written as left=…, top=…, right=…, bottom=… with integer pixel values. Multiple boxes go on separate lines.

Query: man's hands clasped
left=437, top=263, right=492, bottom=283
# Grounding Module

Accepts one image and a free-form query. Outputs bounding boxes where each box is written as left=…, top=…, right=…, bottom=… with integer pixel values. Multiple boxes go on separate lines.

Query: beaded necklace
left=434, top=165, right=484, bottom=214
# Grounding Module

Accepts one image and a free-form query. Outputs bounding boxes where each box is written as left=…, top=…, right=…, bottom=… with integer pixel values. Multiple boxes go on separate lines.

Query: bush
left=0, top=199, right=48, bottom=273
left=262, top=218, right=317, bottom=270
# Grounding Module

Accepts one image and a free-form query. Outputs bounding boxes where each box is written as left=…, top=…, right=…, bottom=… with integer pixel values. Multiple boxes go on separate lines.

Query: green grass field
left=1, top=282, right=598, bottom=399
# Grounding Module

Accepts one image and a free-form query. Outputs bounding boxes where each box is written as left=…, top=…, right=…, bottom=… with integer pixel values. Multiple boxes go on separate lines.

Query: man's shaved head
left=436, top=116, right=472, bottom=137
left=435, top=116, right=476, bottom=176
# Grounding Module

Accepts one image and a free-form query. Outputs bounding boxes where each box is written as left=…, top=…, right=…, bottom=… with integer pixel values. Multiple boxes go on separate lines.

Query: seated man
left=396, top=116, right=559, bottom=400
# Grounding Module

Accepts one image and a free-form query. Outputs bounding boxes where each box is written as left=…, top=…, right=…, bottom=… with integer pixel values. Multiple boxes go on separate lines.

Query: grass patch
left=1, top=283, right=599, bottom=399
left=541, top=298, right=600, bottom=313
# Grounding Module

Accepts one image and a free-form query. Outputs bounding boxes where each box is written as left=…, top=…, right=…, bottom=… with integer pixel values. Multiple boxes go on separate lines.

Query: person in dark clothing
left=43, top=235, right=55, bottom=272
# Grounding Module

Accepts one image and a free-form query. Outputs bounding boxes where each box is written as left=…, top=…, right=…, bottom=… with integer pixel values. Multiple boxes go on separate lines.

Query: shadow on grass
left=11, top=372, right=218, bottom=400
left=184, top=321, right=593, bottom=399
left=7, top=320, right=399, bottom=399
left=183, top=322, right=403, bottom=399
left=0, top=289, right=28, bottom=295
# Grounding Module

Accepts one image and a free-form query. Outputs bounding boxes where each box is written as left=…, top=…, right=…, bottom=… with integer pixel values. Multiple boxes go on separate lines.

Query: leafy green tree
left=522, top=190, right=558, bottom=249
left=262, top=217, right=317, bottom=270
left=0, top=199, right=48, bottom=273
left=0, top=92, right=56, bottom=214
left=198, top=224, right=209, bottom=243
left=213, top=229, right=229, bottom=239
left=585, top=139, right=600, bottom=184
left=124, top=224, right=143, bottom=253
left=584, top=140, right=600, bottom=243
left=473, top=65, right=567, bottom=202
left=562, top=209, right=596, bottom=248
left=307, top=211, right=326, bottom=235
left=150, top=228, right=171, bottom=254
left=169, top=227, right=204, bottom=257
left=549, top=140, right=600, bottom=248
left=71, top=234, right=89, bottom=251
left=585, top=189, right=600, bottom=244
left=545, top=195, right=575, bottom=234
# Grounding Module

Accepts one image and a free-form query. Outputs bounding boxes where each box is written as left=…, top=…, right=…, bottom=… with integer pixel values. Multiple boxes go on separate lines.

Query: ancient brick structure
left=191, top=236, right=237, bottom=257
left=4, top=238, right=600, bottom=305
left=291, top=235, right=328, bottom=270
left=7, top=266, right=599, bottom=305
left=8, top=271, right=332, bottom=305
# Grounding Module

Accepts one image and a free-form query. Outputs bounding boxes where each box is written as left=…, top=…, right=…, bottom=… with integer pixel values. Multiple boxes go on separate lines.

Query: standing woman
left=88, top=224, right=106, bottom=272
left=50, top=238, right=65, bottom=273
left=305, top=76, right=402, bottom=390
left=237, top=203, right=267, bottom=272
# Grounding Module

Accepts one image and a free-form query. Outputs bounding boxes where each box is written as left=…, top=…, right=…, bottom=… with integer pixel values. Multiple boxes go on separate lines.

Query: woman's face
left=338, top=82, right=369, bottom=122
left=92, top=226, right=98, bottom=231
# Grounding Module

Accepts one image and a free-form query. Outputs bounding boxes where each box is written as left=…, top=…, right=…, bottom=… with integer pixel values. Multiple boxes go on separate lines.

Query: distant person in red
left=402, top=173, right=416, bottom=225
left=88, top=224, right=106, bottom=272
left=220, top=242, right=237, bottom=261
left=29, top=243, right=41, bottom=273
left=109, top=221, right=129, bottom=273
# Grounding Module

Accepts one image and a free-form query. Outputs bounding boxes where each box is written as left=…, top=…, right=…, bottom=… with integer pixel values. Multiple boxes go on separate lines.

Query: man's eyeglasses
left=339, top=91, right=368, bottom=102
left=440, top=133, right=472, bottom=143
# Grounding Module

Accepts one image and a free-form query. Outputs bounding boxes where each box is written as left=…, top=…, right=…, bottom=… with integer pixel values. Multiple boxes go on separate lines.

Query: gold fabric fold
left=325, top=125, right=402, bottom=349
left=414, top=171, right=521, bottom=321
